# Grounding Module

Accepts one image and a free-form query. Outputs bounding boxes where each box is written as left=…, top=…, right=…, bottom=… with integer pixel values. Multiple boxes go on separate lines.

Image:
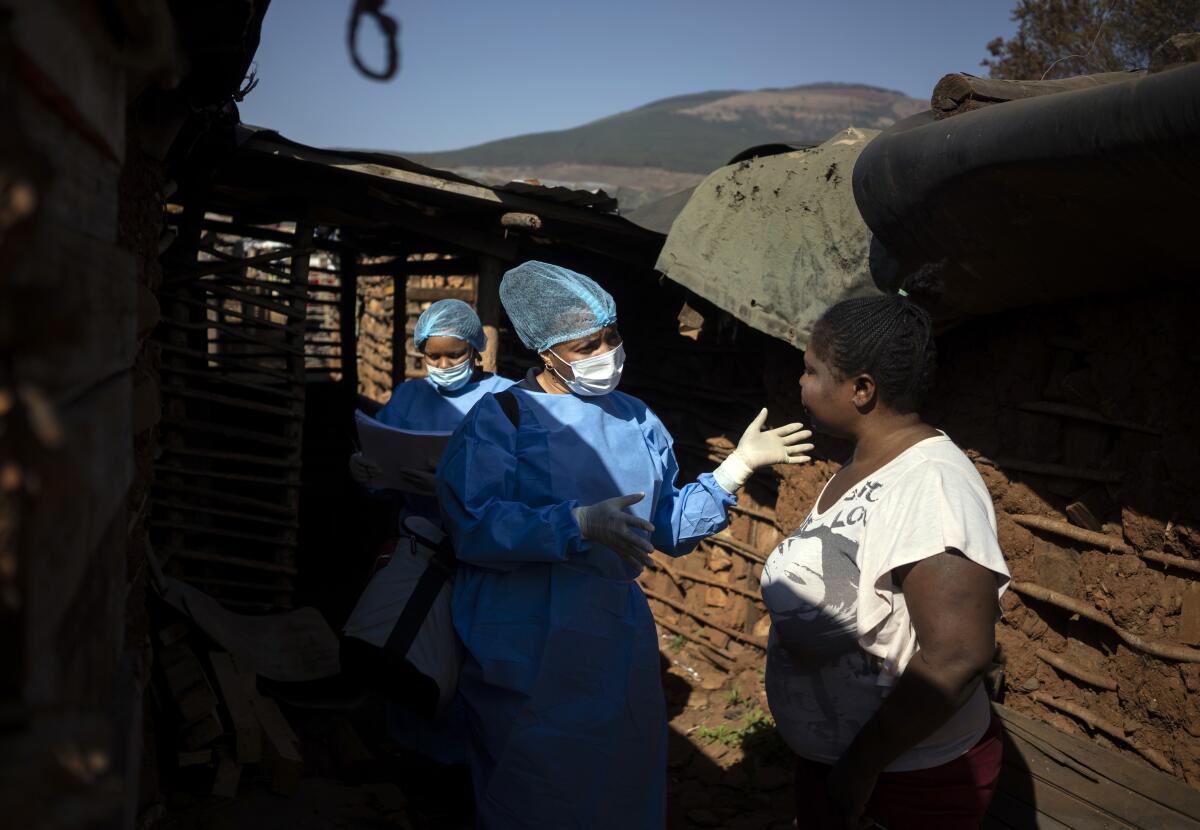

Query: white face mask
left=549, top=342, right=625, bottom=396
left=426, top=357, right=473, bottom=392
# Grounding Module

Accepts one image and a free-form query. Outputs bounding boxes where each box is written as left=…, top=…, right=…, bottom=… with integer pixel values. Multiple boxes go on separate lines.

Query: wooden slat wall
left=153, top=223, right=331, bottom=609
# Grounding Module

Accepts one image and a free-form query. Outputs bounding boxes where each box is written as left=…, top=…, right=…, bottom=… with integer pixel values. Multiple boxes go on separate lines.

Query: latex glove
left=713, top=408, right=813, bottom=492
left=572, top=493, right=656, bottom=568
left=349, top=451, right=383, bottom=484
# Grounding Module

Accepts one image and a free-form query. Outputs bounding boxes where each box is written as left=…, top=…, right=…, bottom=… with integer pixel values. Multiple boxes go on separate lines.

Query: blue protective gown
left=371, top=371, right=513, bottom=765
left=373, top=373, right=515, bottom=520
left=436, top=379, right=735, bottom=828
left=376, top=373, right=515, bottom=432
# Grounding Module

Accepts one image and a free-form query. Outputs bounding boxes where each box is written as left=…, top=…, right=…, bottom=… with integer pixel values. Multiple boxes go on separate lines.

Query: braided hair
left=808, top=292, right=936, bottom=414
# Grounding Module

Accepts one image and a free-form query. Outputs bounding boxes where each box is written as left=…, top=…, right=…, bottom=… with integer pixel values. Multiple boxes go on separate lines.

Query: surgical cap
left=499, top=261, right=617, bottom=353
left=413, top=299, right=487, bottom=352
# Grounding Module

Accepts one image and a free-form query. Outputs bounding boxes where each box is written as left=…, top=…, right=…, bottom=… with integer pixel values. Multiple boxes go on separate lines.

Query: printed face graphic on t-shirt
left=761, top=480, right=885, bottom=664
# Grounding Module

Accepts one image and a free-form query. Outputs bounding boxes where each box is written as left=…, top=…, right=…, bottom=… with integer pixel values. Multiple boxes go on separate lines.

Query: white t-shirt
left=761, top=433, right=1009, bottom=771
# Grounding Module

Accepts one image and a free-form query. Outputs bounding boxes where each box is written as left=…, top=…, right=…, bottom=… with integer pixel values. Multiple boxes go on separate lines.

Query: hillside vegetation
left=408, top=82, right=925, bottom=211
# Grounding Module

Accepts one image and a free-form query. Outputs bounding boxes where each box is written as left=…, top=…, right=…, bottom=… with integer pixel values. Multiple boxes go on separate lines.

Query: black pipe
left=852, top=63, right=1200, bottom=316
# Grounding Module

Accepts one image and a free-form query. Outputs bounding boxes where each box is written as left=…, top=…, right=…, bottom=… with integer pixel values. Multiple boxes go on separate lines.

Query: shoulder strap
left=495, top=389, right=520, bottom=428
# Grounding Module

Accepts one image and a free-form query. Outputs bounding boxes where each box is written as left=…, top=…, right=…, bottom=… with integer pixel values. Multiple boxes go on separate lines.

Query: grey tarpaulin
left=655, top=128, right=883, bottom=349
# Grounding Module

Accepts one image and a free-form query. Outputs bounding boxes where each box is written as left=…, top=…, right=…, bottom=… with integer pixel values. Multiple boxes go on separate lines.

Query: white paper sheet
left=355, top=410, right=451, bottom=493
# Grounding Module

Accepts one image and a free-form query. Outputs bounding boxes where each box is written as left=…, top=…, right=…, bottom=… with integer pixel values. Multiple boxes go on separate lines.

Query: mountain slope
left=408, top=83, right=925, bottom=211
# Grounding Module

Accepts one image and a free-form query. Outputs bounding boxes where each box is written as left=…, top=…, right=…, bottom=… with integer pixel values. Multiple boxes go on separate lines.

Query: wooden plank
left=152, top=483, right=293, bottom=517
left=181, top=711, right=224, bottom=750
left=391, top=272, right=407, bottom=388
left=159, top=447, right=302, bottom=472
left=160, top=548, right=299, bottom=576
left=170, top=293, right=300, bottom=334
left=159, top=641, right=219, bottom=723
left=164, top=279, right=304, bottom=320
left=153, top=465, right=300, bottom=488
left=986, top=789, right=1071, bottom=830
left=253, top=696, right=303, bottom=795
left=158, top=316, right=306, bottom=358
left=156, top=342, right=298, bottom=387
left=477, top=256, right=503, bottom=373
left=339, top=254, right=359, bottom=397
left=168, top=246, right=315, bottom=284
left=996, top=705, right=1200, bottom=824
left=242, top=138, right=655, bottom=243
left=10, top=2, right=126, bottom=161
left=160, top=384, right=302, bottom=419
left=201, top=218, right=349, bottom=253
left=10, top=227, right=135, bottom=395
left=406, top=285, right=475, bottom=302
left=209, top=653, right=263, bottom=763
left=152, top=519, right=296, bottom=548
left=21, top=372, right=133, bottom=663
left=159, top=416, right=297, bottom=449
left=178, top=749, right=213, bottom=768
left=998, top=763, right=1135, bottom=830
left=211, top=750, right=242, bottom=798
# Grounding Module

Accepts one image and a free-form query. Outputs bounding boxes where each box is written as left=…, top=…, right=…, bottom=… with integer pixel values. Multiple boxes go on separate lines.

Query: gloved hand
left=713, top=408, right=813, bottom=493
left=348, top=451, right=383, bottom=484
left=572, top=493, right=656, bottom=568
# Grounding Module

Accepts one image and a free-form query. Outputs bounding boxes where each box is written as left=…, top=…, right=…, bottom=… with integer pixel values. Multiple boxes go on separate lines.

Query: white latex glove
left=713, top=408, right=813, bottom=493
left=349, top=451, right=383, bottom=485
left=572, top=493, right=656, bottom=568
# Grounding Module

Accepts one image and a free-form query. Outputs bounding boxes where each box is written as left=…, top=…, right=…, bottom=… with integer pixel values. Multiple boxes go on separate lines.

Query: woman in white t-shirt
left=760, top=292, right=1010, bottom=830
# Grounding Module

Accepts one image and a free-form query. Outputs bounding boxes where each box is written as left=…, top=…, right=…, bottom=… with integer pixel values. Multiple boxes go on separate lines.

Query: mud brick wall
left=356, top=265, right=479, bottom=404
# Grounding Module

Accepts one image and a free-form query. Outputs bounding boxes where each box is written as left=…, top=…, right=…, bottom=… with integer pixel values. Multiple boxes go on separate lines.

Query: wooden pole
left=339, top=251, right=359, bottom=396
left=1011, top=581, right=1200, bottom=663
left=391, top=271, right=406, bottom=389
left=476, top=256, right=504, bottom=374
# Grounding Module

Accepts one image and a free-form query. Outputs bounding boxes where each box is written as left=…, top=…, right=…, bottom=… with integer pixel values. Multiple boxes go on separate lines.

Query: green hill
left=407, top=82, right=925, bottom=210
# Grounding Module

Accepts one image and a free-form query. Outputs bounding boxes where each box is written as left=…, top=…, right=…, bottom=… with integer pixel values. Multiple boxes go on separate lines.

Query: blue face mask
left=426, top=358, right=474, bottom=391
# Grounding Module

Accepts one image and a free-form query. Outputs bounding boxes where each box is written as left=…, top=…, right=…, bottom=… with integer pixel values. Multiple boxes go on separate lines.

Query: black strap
left=495, top=389, right=520, bottom=428
left=382, top=539, right=456, bottom=660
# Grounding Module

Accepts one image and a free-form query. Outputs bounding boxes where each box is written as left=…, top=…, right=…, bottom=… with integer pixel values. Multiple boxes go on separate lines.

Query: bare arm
left=827, top=549, right=998, bottom=827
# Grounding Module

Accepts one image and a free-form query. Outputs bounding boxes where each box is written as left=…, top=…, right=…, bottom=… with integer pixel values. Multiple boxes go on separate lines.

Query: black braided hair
left=808, top=291, right=937, bottom=414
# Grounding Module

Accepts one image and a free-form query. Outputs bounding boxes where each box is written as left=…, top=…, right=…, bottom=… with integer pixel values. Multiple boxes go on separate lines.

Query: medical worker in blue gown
left=348, top=298, right=514, bottom=771
left=349, top=298, right=515, bottom=498
left=436, top=261, right=814, bottom=828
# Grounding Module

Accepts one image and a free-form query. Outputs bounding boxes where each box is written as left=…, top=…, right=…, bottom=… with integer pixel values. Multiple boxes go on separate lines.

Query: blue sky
left=240, top=1, right=1019, bottom=152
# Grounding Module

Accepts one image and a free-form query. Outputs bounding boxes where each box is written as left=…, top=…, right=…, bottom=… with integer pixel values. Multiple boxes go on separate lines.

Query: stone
left=701, top=674, right=727, bottom=691
left=1032, top=539, right=1082, bottom=597
left=707, top=548, right=733, bottom=572
left=702, top=628, right=731, bottom=650
left=1021, top=676, right=1040, bottom=692
left=705, top=586, right=729, bottom=608
left=1179, top=585, right=1200, bottom=646
left=752, top=615, right=772, bottom=639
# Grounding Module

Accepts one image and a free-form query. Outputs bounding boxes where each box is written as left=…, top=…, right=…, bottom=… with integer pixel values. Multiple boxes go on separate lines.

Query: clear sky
left=240, top=0, right=1019, bottom=153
